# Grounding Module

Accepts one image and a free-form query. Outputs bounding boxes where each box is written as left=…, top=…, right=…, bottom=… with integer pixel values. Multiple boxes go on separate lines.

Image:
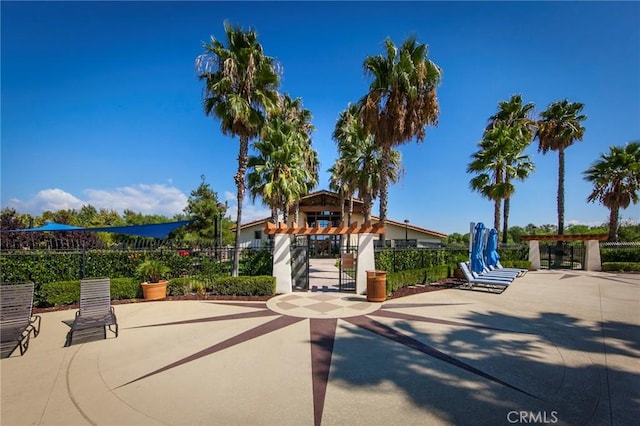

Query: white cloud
left=7, top=184, right=189, bottom=217
left=7, top=184, right=273, bottom=223
left=9, top=189, right=84, bottom=213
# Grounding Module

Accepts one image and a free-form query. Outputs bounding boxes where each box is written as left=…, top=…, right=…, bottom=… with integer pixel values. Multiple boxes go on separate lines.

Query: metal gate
left=291, top=238, right=309, bottom=290
left=338, top=246, right=357, bottom=292
left=540, top=242, right=585, bottom=270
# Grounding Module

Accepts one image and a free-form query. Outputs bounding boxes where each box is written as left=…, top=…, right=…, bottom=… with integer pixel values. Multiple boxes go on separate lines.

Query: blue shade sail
left=3, top=220, right=194, bottom=239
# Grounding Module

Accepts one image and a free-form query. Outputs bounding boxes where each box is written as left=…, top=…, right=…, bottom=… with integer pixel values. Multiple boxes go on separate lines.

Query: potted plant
left=137, top=259, right=170, bottom=300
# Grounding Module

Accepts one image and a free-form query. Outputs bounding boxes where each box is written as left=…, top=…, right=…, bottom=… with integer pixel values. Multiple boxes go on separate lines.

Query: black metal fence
left=539, top=242, right=585, bottom=270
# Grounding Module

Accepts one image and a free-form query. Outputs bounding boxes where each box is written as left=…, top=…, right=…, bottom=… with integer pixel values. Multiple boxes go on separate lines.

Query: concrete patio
left=1, top=270, right=638, bottom=425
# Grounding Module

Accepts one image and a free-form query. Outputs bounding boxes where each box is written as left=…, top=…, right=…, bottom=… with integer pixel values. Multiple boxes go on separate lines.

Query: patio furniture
left=1, top=282, right=41, bottom=358
left=458, top=262, right=513, bottom=293
left=67, top=277, right=118, bottom=346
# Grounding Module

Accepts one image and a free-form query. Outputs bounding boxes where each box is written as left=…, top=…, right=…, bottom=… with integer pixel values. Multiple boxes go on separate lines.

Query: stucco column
left=528, top=240, right=541, bottom=270
left=273, top=234, right=292, bottom=294
left=584, top=239, right=602, bottom=271
left=356, top=233, right=376, bottom=295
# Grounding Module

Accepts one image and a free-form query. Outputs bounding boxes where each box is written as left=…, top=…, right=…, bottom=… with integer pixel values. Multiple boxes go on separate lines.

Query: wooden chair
left=1, top=282, right=41, bottom=358
left=67, top=277, right=118, bottom=346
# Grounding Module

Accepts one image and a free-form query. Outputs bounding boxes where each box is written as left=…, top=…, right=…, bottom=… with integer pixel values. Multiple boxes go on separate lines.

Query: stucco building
left=235, top=190, right=447, bottom=255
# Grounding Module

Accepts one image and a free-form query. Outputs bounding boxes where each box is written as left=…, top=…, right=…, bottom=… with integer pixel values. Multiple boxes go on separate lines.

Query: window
left=254, top=231, right=262, bottom=240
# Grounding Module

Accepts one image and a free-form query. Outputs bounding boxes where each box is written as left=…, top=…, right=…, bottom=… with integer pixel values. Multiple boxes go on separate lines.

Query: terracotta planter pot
left=141, top=280, right=168, bottom=300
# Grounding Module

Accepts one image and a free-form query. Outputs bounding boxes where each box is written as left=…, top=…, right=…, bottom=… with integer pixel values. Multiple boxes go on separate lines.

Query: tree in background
left=468, top=125, right=532, bottom=233
left=248, top=115, right=315, bottom=224
left=484, top=94, right=536, bottom=243
left=360, top=35, right=441, bottom=243
left=331, top=103, right=403, bottom=224
left=182, top=175, right=229, bottom=244
left=277, top=94, right=319, bottom=224
left=196, top=21, right=280, bottom=277
left=535, top=99, right=587, bottom=236
left=583, top=141, right=640, bottom=241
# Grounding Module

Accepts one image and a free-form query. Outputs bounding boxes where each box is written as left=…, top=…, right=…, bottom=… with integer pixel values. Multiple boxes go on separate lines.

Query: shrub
left=38, top=277, right=139, bottom=307
left=384, top=265, right=452, bottom=294
left=602, top=262, right=640, bottom=272
left=239, top=249, right=273, bottom=276
left=500, top=260, right=532, bottom=270
left=601, top=248, right=640, bottom=263
left=213, top=276, right=276, bottom=296
left=167, top=277, right=191, bottom=296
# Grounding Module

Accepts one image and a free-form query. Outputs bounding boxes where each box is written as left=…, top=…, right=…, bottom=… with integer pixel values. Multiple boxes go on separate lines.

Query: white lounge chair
left=458, top=262, right=513, bottom=293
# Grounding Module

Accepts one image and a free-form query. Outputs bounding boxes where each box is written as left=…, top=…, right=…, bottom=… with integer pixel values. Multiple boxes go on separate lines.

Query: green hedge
left=38, top=277, right=140, bottom=307
left=213, top=276, right=276, bottom=296
left=602, top=262, right=640, bottom=272
left=0, top=248, right=274, bottom=284
left=600, top=248, right=640, bottom=263
left=373, top=247, right=527, bottom=274
left=500, top=260, right=532, bottom=270
left=385, top=265, right=452, bottom=294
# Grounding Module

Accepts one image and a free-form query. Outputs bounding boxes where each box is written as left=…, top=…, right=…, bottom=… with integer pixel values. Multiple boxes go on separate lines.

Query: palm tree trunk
left=379, top=145, right=391, bottom=242
left=232, top=136, right=249, bottom=277
left=502, top=197, right=510, bottom=244
left=294, top=201, right=300, bottom=226
left=363, top=194, right=372, bottom=223
left=282, top=203, right=289, bottom=225
left=555, top=148, right=566, bottom=267
left=609, top=206, right=620, bottom=242
left=493, top=199, right=501, bottom=232
left=557, top=149, right=565, bottom=236
left=348, top=196, right=354, bottom=226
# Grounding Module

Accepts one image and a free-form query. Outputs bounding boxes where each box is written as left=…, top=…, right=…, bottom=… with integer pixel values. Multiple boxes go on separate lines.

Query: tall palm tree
left=328, top=159, right=352, bottom=224
left=360, top=36, right=441, bottom=242
left=583, top=141, right=640, bottom=241
left=332, top=104, right=403, bottom=224
left=279, top=94, right=319, bottom=224
left=248, top=116, right=315, bottom=225
left=485, top=95, right=536, bottom=243
left=535, top=99, right=587, bottom=237
left=196, top=22, right=280, bottom=276
left=468, top=125, right=517, bottom=231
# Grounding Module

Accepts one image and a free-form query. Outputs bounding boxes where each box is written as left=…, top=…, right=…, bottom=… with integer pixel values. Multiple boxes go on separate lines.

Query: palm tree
left=468, top=125, right=517, bottom=231
left=535, top=99, right=587, bottom=236
left=279, top=94, right=319, bottom=224
left=328, top=159, right=352, bottom=224
left=196, top=22, right=280, bottom=276
left=485, top=95, right=536, bottom=243
left=332, top=104, right=403, bottom=224
left=583, top=141, right=640, bottom=241
left=360, top=36, right=441, bottom=242
left=248, top=116, right=314, bottom=225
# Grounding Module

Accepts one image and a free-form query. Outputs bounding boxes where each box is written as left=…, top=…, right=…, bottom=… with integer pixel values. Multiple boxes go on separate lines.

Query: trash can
left=366, top=270, right=387, bottom=302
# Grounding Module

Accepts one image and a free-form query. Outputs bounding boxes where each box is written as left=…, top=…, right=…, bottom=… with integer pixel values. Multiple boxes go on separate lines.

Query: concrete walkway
left=308, top=258, right=341, bottom=291
left=1, top=270, right=638, bottom=425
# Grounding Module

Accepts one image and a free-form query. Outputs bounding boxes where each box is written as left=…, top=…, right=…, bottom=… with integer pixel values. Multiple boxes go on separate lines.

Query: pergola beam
left=263, top=221, right=385, bottom=236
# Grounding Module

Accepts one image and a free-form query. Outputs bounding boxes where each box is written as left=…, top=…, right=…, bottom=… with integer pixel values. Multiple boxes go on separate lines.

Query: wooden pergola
left=519, top=234, right=608, bottom=271
left=263, top=221, right=386, bottom=236
left=266, top=221, right=385, bottom=295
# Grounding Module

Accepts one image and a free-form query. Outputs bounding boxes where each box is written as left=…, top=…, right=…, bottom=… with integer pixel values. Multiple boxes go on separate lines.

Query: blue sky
left=2, top=1, right=639, bottom=235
